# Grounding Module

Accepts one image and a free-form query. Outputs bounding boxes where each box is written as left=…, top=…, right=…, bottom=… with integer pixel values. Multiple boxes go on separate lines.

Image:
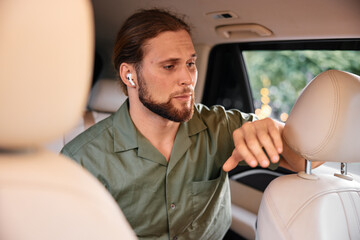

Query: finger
left=257, top=131, right=280, bottom=163
left=223, top=147, right=257, bottom=172
left=242, top=127, right=270, bottom=168
left=246, top=138, right=270, bottom=168
left=233, top=129, right=259, bottom=167
left=268, top=120, right=283, bottom=153
left=223, top=155, right=240, bottom=172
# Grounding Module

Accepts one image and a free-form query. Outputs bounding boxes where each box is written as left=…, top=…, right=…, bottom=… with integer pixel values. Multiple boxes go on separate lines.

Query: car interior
left=1, top=0, right=360, bottom=239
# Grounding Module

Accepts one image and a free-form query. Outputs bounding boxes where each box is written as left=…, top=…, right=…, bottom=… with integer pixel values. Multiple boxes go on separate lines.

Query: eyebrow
left=158, top=53, right=197, bottom=64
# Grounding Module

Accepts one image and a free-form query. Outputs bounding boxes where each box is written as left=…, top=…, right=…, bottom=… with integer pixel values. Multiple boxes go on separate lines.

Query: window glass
left=243, top=50, right=360, bottom=176
left=243, top=50, right=360, bottom=121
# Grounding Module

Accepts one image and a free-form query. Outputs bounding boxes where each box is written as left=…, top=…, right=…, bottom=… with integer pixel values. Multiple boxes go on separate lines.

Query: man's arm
left=222, top=118, right=323, bottom=172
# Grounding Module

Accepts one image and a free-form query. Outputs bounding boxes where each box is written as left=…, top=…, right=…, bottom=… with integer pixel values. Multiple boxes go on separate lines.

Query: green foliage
left=243, top=50, right=360, bottom=120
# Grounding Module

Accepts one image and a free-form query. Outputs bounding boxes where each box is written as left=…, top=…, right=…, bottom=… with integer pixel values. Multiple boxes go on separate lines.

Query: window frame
left=203, top=38, right=360, bottom=112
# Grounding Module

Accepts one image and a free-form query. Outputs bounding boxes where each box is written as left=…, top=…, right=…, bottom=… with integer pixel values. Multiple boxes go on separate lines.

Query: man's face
left=136, top=30, right=197, bottom=122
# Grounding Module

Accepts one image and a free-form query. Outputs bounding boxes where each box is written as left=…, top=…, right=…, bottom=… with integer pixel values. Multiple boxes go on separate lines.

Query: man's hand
left=223, top=118, right=283, bottom=172
left=223, top=117, right=323, bottom=172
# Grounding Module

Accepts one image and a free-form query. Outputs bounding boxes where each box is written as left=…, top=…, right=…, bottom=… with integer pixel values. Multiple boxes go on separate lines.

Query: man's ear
left=119, top=63, right=137, bottom=88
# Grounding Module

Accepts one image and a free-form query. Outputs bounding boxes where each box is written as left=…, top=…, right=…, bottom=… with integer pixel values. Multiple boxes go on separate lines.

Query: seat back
left=0, top=1, right=136, bottom=239
left=46, top=78, right=127, bottom=152
left=256, top=70, right=360, bottom=240
left=65, top=77, right=127, bottom=144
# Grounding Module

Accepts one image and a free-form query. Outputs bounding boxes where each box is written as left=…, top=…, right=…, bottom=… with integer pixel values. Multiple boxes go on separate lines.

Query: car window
left=243, top=49, right=360, bottom=122
left=243, top=48, right=360, bottom=176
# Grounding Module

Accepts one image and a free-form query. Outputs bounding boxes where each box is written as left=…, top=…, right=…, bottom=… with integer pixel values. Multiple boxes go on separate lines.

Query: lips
left=174, top=93, right=192, bottom=98
left=173, top=91, right=193, bottom=102
left=170, top=87, right=194, bottom=104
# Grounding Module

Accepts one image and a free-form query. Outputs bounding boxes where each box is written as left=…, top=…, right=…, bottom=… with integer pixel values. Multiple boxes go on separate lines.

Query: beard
left=137, top=72, right=195, bottom=123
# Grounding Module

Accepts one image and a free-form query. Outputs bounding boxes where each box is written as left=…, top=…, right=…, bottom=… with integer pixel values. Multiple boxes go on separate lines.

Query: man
left=61, top=9, right=320, bottom=240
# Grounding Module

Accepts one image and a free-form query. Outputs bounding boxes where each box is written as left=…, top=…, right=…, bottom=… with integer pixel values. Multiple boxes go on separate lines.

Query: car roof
left=92, top=0, right=360, bottom=51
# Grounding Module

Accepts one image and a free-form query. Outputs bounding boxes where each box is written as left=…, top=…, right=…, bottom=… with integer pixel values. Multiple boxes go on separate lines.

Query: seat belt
left=83, top=110, right=95, bottom=130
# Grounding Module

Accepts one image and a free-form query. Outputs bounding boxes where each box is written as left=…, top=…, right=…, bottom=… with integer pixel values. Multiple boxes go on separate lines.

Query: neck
left=128, top=97, right=180, bottom=161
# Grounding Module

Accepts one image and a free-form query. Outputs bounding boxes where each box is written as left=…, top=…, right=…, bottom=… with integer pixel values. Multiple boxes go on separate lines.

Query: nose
left=179, top=66, right=196, bottom=86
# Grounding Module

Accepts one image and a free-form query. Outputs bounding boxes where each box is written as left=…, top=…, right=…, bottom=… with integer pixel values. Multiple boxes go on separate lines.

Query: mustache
left=170, top=87, right=194, bottom=98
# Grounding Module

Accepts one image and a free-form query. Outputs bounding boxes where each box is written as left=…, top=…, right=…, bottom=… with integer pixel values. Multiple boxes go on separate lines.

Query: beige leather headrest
left=284, top=70, right=360, bottom=162
left=88, top=79, right=127, bottom=113
left=0, top=1, right=94, bottom=149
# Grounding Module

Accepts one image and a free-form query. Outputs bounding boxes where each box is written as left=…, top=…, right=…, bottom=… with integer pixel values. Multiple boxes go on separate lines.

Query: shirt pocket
left=191, top=170, right=226, bottom=222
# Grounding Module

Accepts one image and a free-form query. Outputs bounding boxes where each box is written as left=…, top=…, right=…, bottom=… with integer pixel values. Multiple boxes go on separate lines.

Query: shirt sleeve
left=60, top=147, right=71, bottom=159
left=60, top=145, right=82, bottom=166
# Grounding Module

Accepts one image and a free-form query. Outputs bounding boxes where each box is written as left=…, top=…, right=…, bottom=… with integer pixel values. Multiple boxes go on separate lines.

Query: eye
left=187, top=62, right=196, bottom=68
left=163, top=65, right=174, bottom=70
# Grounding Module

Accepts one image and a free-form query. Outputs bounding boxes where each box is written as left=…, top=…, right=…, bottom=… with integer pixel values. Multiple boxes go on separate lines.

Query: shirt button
left=170, top=203, right=176, bottom=209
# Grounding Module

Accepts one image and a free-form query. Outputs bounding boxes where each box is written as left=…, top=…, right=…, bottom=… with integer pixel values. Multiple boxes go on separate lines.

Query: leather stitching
left=307, top=70, right=340, bottom=155
left=349, top=192, right=360, bottom=237
left=338, top=192, right=352, bottom=239
left=265, top=189, right=292, bottom=239
left=287, top=188, right=360, bottom=228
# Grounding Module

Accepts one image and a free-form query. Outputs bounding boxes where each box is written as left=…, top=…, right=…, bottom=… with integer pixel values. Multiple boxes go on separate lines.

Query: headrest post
left=334, top=162, right=353, bottom=181
left=297, top=159, right=318, bottom=180
left=340, top=162, right=347, bottom=175
left=305, top=159, right=312, bottom=175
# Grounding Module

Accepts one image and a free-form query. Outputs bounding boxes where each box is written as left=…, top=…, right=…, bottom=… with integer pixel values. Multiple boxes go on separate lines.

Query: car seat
left=46, top=78, right=127, bottom=152
left=256, top=70, right=360, bottom=240
left=0, top=1, right=136, bottom=239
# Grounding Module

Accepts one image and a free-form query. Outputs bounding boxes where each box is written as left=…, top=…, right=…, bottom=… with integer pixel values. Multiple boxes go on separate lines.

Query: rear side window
left=243, top=50, right=360, bottom=122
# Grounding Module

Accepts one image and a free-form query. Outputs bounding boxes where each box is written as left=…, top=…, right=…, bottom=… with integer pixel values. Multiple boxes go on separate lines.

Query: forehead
left=142, top=30, right=195, bottom=61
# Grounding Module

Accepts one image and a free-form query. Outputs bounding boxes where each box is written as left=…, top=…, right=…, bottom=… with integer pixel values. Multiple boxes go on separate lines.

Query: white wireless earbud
left=126, top=73, right=135, bottom=86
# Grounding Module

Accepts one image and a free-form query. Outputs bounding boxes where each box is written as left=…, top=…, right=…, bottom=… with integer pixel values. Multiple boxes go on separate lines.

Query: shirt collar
left=112, top=100, right=138, bottom=152
left=112, top=101, right=208, bottom=153
left=186, top=103, right=208, bottom=136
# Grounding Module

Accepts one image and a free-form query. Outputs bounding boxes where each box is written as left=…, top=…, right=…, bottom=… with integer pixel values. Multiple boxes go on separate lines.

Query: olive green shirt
left=61, top=101, right=258, bottom=240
